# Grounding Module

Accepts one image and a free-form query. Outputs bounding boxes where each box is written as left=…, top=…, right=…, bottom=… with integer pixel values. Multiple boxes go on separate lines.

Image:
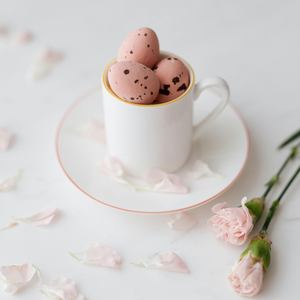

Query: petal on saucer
left=82, top=118, right=106, bottom=143
left=100, top=157, right=124, bottom=179
left=13, top=208, right=58, bottom=226
left=187, top=160, right=222, bottom=180
left=69, top=242, right=121, bottom=269
left=0, top=127, right=13, bottom=151
left=145, top=169, right=188, bottom=194
left=0, top=263, right=36, bottom=294
left=167, top=212, right=197, bottom=231
left=0, top=170, right=21, bottom=192
left=100, top=157, right=136, bottom=190
left=131, top=252, right=189, bottom=274
left=68, top=118, right=106, bottom=143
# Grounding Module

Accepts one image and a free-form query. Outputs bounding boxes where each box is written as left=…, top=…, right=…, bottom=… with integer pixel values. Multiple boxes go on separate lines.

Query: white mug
left=101, top=51, right=230, bottom=177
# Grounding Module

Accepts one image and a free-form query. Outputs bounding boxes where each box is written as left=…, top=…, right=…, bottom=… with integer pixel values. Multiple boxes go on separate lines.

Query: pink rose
left=228, top=252, right=263, bottom=297
left=207, top=197, right=253, bottom=245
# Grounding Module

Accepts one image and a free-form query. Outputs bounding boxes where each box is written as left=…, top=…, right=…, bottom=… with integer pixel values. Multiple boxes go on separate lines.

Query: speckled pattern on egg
left=153, top=57, right=190, bottom=104
left=108, top=61, right=160, bottom=104
left=117, top=27, right=159, bottom=69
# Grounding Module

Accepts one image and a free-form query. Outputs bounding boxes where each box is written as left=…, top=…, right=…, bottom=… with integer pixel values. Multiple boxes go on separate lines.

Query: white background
left=1, top=1, right=300, bottom=299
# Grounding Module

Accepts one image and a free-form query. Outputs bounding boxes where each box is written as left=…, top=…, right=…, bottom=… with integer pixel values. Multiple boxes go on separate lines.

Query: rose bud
left=228, top=230, right=271, bottom=297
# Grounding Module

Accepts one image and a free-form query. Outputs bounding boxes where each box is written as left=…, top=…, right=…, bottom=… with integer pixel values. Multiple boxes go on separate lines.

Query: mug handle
left=193, top=76, right=230, bottom=141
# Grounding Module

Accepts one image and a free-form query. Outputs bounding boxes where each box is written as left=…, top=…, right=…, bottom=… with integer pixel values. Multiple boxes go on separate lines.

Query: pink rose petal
left=39, top=48, right=63, bottom=63
left=27, top=48, right=63, bottom=82
left=0, top=127, right=13, bottom=151
left=69, top=242, right=121, bottom=269
left=0, top=263, right=36, bottom=294
left=145, top=169, right=188, bottom=194
left=0, top=26, right=8, bottom=42
left=0, top=222, right=18, bottom=232
left=82, top=118, right=106, bottom=143
left=228, top=252, right=263, bottom=297
left=100, top=157, right=136, bottom=190
left=188, top=160, right=221, bottom=180
left=13, top=208, right=58, bottom=226
left=131, top=252, right=189, bottom=274
left=70, top=118, right=106, bottom=143
left=0, top=26, right=32, bottom=45
left=9, top=31, right=32, bottom=45
left=212, top=202, right=227, bottom=213
left=38, top=272, right=85, bottom=300
left=0, top=170, right=21, bottom=192
left=100, top=156, right=123, bottom=178
left=0, top=25, right=6, bottom=37
left=167, top=212, right=197, bottom=231
left=207, top=197, right=254, bottom=245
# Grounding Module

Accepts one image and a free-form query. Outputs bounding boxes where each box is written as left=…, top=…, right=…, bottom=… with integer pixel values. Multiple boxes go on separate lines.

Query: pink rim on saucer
left=55, top=87, right=250, bottom=214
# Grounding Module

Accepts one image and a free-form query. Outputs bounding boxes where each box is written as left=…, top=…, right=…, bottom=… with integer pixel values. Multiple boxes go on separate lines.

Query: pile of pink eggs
left=108, top=27, right=190, bottom=105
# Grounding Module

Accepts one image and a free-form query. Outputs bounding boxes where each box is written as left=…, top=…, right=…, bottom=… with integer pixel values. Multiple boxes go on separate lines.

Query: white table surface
left=1, top=1, right=300, bottom=299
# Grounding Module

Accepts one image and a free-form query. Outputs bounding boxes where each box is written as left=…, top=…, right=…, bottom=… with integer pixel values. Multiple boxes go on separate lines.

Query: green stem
left=262, top=143, right=299, bottom=199
left=262, top=164, right=300, bottom=231
left=278, top=129, right=300, bottom=149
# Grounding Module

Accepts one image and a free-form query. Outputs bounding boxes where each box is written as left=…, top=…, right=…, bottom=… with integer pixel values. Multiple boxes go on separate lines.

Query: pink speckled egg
left=117, top=28, right=159, bottom=69
left=108, top=61, right=160, bottom=104
left=153, top=57, right=190, bottom=103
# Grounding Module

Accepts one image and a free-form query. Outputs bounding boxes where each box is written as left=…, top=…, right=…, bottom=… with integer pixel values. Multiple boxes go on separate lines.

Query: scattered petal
left=131, top=252, right=189, bottom=274
left=9, top=31, right=32, bottom=45
left=0, top=26, right=32, bottom=45
left=167, top=212, right=197, bottom=231
left=0, top=222, right=18, bottom=232
left=144, top=169, right=188, bottom=194
left=0, top=263, right=36, bottom=294
left=0, top=127, right=13, bottom=151
left=27, top=48, right=63, bottom=82
left=188, top=160, right=222, bottom=180
left=0, top=170, right=21, bottom=192
left=69, top=242, right=121, bottom=269
left=207, top=197, right=254, bottom=245
left=0, top=25, right=6, bottom=37
left=37, top=269, right=84, bottom=300
left=69, top=118, right=106, bottom=143
left=13, top=208, right=58, bottom=226
left=100, top=156, right=136, bottom=191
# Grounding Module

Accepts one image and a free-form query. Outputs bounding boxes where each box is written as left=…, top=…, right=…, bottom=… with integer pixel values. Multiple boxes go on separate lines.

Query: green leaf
left=240, top=235, right=271, bottom=271
left=244, top=198, right=265, bottom=224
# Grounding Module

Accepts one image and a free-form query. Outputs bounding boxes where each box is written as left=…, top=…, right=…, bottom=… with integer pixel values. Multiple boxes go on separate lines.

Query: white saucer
left=55, top=87, right=250, bottom=214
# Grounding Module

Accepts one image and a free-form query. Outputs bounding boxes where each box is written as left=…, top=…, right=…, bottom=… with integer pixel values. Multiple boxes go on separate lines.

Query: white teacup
left=101, top=51, right=230, bottom=177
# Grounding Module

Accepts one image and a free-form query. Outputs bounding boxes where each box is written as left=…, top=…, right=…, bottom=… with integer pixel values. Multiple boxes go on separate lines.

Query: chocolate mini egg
left=108, top=61, right=160, bottom=104
left=117, top=28, right=159, bottom=69
left=153, top=57, right=190, bottom=103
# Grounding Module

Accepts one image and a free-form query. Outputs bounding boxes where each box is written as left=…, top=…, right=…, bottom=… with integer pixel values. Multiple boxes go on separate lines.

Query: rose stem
left=278, top=129, right=300, bottom=149
left=262, top=143, right=299, bottom=199
left=261, top=164, right=300, bottom=232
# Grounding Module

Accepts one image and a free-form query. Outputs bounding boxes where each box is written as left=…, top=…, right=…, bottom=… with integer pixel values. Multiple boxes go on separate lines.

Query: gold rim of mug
left=101, top=50, right=195, bottom=107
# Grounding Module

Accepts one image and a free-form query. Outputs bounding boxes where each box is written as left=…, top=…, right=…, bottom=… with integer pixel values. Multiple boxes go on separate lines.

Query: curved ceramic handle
left=193, top=76, right=230, bottom=141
